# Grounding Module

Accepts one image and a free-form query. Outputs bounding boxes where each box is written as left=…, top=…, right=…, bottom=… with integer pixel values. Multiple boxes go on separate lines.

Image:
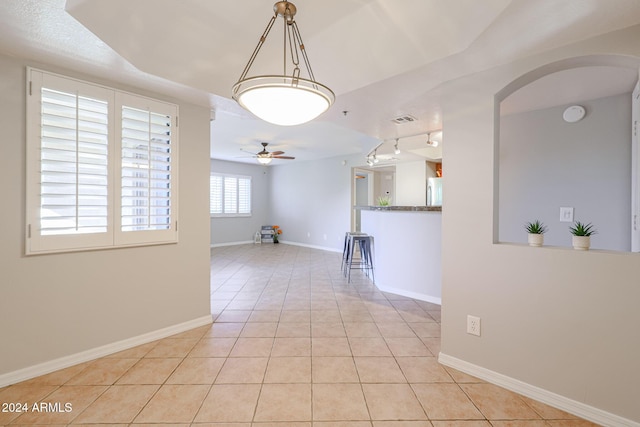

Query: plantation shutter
left=40, top=88, right=110, bottom=235
left=121, top=107, right=172, bottom=231
left=27, top=70, right=114, bottom=252
left=210, top=175, right=223, bottom=215
left=223, top=176, right=239, bottom=214
left=115, top=93, right=178, bottom=245
left=210, top=173, right=251, bottom=217
left=238, top=177, right=251, bottom=214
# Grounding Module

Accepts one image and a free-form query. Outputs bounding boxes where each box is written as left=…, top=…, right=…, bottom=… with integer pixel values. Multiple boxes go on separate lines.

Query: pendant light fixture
left=232, top=1, right=335, bottom=126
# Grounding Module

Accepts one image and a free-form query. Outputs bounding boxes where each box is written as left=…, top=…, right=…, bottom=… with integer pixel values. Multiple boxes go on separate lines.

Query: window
left=38, top=86, right=110, bottom=237
left=26, top=68, right=178, bottom=254
left=210, top=173, right=251, bottom=217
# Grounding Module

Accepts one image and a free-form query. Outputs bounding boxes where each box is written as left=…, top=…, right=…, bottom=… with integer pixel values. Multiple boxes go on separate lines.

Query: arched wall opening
left=494, top=54, right=640, bottom=251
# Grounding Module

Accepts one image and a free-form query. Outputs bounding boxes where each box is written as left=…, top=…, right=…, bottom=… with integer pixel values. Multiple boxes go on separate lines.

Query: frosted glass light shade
left=233, top=76, right=334, bottom=126
left=257, top=156, right=272, bottom=165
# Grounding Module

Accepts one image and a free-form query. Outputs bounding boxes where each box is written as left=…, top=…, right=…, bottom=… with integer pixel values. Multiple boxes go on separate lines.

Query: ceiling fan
left=244, top=142, right=295, bottom=165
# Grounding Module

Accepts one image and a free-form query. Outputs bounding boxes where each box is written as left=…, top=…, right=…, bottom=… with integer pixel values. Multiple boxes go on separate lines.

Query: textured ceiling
left=64, top=0, right=511, bottom=97
left=0, top=0, right=639, bottom=164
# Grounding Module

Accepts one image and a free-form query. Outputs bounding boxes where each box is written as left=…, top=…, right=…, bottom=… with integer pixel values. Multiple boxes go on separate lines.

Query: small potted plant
left=377, top=195, right=391, bottom=206
left=525, top=220, right=547, bottom=247
left=569, top=221, right=596, bottom=251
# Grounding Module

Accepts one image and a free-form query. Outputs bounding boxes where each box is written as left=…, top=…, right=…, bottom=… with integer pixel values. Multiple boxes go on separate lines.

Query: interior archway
left=495, top=54, right=640, bottom=251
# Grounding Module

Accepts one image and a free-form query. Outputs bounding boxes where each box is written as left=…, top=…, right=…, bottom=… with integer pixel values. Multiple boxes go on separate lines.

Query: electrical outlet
left=467, top=315, right=481, bottom=337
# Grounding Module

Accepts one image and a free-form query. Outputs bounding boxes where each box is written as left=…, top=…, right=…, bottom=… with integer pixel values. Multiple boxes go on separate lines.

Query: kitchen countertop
left=355, top=205, right=442, bottom=212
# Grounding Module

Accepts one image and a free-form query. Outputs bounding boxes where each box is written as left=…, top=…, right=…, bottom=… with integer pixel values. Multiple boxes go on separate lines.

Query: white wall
left=0, top=54, right=211, bottom=378
left=373, top=171, right=395, bottom=204
left=210, top=159, right=270, bottom=245
left=439, top=25, right=640, bottom=424
left=269, top=155, right=361, bottom=251
left=500, top=93, right=631, bottom=251
left=396, top=161, right=427, bottom=205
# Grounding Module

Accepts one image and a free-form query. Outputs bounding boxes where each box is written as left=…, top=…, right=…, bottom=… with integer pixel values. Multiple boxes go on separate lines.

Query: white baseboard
left=0, top=315, right=213, bottom=388
left=438, top=352, right=639, bottom=427
left=210, top=240, right=253, bottom=248
left=376, top=285, right=442, bottom=305
left=278, top=240, right=342, bottom=253
left=210, top=240, right=342, bottom=253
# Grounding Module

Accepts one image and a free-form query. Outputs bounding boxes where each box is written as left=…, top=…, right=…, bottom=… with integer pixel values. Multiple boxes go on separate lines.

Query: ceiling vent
left=391, top=114, right=417, bottom=124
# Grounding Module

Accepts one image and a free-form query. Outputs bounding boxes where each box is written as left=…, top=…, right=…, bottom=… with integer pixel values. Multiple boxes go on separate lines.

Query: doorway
left=353, top=168, right=373, bottom=232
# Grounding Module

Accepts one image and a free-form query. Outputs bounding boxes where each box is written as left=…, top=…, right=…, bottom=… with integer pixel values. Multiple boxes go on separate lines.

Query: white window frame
left=210, top=173, right=252, bottom=217
left=26, top=68, right=179, bottom=254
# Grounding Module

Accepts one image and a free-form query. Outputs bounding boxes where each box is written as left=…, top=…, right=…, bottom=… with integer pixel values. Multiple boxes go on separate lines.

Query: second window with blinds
left=210, top=174, right=251, bottom=217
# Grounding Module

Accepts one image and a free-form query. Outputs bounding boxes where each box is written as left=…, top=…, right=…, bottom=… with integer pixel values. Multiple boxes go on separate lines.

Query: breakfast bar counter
left=358, top=206, right=442, bottom=304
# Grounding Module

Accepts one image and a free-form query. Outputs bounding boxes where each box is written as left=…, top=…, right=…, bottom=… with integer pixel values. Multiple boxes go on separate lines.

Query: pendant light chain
left=283, top=9, right=288, bottom=78
left=282, top=2, right=311, bottom=85
left=237, top=1, right=317, bottom=87
left=291, top=21, right=316, bottom=85
left=286, top=16, right=299, bottom=80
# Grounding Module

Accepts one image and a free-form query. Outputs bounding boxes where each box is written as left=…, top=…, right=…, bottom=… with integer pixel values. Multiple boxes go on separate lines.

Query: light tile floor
left=0, top=244, right=599, bottom=426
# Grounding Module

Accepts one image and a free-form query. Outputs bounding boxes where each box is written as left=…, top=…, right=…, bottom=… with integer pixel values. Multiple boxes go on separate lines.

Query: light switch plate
left=560, top=207, right=574, bottom=222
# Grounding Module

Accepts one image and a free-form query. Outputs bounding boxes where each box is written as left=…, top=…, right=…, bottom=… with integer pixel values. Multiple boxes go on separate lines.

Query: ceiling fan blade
left=270, top=150, right=285, bottom=156
left=273, top=156, right=295, bottom=159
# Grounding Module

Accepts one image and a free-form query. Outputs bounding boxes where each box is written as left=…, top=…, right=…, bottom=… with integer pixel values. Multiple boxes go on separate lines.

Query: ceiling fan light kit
left=232, top=1, right=335, bottom=127
left=257, top=155, right=273, bottom=165
left=250, top=142, right=296, bottom=165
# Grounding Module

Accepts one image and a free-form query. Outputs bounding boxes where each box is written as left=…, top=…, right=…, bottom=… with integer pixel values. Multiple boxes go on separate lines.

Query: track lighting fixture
left=426, top=133, right=439, bottom=147
left=394, top=139, right=401, bottom=155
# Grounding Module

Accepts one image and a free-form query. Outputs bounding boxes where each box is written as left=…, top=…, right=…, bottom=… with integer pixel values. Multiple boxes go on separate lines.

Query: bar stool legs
left=344, top=234, right=374, bottom=284
left=341, top=232, right=366, bottom=273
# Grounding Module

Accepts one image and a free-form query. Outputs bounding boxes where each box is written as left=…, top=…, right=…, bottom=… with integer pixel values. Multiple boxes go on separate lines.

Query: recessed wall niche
left=495, top=56, right=639, bottom=252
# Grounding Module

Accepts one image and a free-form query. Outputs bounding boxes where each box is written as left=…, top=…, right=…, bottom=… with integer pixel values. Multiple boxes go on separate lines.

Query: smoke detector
left=562, top=105, right=585, bottom=123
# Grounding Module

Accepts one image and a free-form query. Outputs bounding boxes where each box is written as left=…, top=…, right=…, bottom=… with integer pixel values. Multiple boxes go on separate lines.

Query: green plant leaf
left=525, top=220, right=547, bottom=234
left=377, top=196, right=391, bottom=206
left=569, top=221, right=596, bottom=236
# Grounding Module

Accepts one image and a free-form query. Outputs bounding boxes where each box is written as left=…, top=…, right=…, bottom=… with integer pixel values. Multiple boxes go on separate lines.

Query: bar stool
left=341, top=232, right=367, bottom=273
left=345, top=234, right=375, bottom=283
